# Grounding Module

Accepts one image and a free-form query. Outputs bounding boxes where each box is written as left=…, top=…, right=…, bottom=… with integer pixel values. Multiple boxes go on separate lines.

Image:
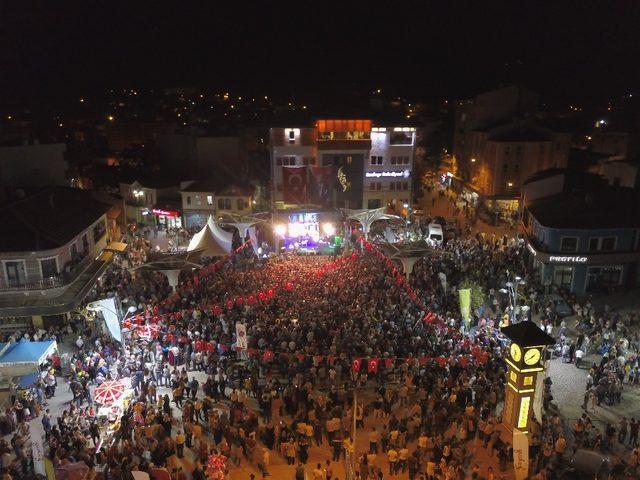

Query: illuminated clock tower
left=500, top=321, right=555, bottom=434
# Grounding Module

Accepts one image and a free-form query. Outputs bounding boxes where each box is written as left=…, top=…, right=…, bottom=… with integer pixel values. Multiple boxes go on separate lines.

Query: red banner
left=368, top=358, right=379, bottom=373
left=352, top=358, right=361, bottom=373
left=282, top=166, right=308, bottom=204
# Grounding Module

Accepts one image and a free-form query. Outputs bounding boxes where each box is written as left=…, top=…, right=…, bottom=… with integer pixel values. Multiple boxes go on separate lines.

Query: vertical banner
left=533, top=372, right=545, bottom=422
left=29, top=418, right=46, bottom=476
left=236, top=323, right=247, bottom=351
left=282, top=165, right=308, bottom=204
left=458, top=288, right=471, bottom=326
left=438, top=272, right=447, bottom=293
left=513, top=428, right=529, bottom=480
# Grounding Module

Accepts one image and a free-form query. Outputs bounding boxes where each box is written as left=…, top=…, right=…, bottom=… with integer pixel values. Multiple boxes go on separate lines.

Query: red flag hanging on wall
left=282, top=166, right=308, bottom=204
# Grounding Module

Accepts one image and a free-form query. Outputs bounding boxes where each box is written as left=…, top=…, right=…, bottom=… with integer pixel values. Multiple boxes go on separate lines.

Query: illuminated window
left=524, top=376, right=533, bottom=386
left=206, top=195, right=213, bottom=206
left=510, top=371, right=517, bottom=383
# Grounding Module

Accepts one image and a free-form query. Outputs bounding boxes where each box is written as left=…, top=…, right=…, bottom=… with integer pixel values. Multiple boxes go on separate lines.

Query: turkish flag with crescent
left=282, top=166, right=308, bottom=204
left=368, top=358, right=379, bottom=373
left=352, top=358, right=361, bottom=373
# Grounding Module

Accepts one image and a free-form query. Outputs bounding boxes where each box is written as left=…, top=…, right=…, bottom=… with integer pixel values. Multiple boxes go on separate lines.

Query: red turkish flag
left=263, top=350, right=274, bottom=362
left=436, top=356, right=447, bottom=368
left=282, top=165, right=308, bottom=204
left=296, top=353, right=305, bottom=363
left=327, top=355, right=336, bottom=365
left=384, top=358, right=394, bottom=369
left=460, top=355, right=469, bottom=368
left=368, top=358, right=379, bottom=373
left=195, top=340, right=203, bottom=352
left=352, top=358, right=361, bottom=373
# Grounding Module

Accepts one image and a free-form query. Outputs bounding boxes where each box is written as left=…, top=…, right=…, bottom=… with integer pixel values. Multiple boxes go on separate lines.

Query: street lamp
left=403, top=203, right=410, bottom=239
left=499, top=272, right=526, bottom=324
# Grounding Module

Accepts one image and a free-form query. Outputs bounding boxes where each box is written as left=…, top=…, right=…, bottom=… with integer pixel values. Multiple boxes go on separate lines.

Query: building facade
left=0, top=188, right=116, bottom=330
left=119, top=179, right=182, bottom=229
left=522, top=187, right=640, bottom=293
left=269, top=119, right=415, bottom=211
left=181, top=180, right=253, bottom=228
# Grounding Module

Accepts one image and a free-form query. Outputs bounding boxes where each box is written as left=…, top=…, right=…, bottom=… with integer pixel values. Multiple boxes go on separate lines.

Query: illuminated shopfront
left=152, top=208, right=182, bottom=229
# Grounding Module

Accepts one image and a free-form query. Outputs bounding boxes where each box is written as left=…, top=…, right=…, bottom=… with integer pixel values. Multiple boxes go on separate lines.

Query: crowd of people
left=0, top=212, right=638, bottom=479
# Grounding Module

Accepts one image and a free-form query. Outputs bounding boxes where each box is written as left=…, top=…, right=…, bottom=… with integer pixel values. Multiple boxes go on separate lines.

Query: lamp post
left=403, top=203, right=410, bottom=240
left=499, top=272, right=526, bottom=324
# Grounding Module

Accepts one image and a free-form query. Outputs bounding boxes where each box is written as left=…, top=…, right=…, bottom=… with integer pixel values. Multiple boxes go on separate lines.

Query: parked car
left=561, top=449, right=611, bottom=479
left=427, top=223, right=443, bottom=246
left=546, top=293, right=573, bottom=317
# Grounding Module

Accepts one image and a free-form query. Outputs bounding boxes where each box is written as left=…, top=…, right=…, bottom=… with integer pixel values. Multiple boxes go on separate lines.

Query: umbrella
left=94, top=380, right=125, bottom=405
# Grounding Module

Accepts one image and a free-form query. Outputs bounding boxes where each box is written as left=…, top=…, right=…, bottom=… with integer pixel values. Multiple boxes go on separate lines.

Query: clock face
left=510, top=343, right=522, bottom=362
left=524, top=348, right=541, bottom=365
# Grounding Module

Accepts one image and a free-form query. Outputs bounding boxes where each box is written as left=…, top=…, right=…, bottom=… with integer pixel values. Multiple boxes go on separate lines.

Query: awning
left=105, top=241, right=128, bottom=252
left=0, top=340, right=57, bottom=366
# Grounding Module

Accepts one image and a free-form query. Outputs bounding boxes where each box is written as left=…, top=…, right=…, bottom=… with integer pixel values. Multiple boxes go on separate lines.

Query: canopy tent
left=0, top=340, right=57, bottom=366
left=378, top=241, right=440, bottom=278
left=207, top=215, right=234, bottom=252
left=218, top=212, right=269, bottom=238
left=187, top=215, right=232, bottom=256
left=343, top=207, right=400, bottom=240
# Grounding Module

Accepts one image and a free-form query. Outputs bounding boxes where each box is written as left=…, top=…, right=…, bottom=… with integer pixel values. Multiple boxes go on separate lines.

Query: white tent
left=187, top=216, right=232, bottom=257
left=207, top=215, right=234, bottom=251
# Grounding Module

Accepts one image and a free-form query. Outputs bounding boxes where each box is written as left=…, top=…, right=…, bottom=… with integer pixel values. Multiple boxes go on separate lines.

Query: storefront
left=525, top=242, right=640, bottom=293
left=152, top=208, right=182, bottom=229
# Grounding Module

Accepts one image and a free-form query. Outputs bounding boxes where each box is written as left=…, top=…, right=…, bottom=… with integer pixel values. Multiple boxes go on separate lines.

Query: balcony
left=0, top=251, right=99, bottom=293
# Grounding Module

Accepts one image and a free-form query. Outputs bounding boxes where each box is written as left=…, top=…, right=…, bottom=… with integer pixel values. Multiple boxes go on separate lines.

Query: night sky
left=1, top=2, right=639, bottom=105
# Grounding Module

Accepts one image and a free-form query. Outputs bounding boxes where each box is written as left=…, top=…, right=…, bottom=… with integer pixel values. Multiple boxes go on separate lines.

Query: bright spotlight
left=322, top=223, right=336, bottom=236
left=274, top=224, right=287, bottom=236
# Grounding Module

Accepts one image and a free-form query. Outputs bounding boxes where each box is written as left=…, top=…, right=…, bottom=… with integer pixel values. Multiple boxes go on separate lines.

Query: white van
left=427, top=223, right=443, bottom=245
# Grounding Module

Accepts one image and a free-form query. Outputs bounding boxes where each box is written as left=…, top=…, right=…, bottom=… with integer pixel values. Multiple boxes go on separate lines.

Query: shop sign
left=365, top=170, right=411, bottom=178
left=549, top=255, right=588, bottom=263
left=152, top=208, right=180, bottom=217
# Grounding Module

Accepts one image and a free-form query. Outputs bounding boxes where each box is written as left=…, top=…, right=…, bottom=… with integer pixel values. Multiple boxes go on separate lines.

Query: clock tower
left=500, top=321, right=555, bottom=434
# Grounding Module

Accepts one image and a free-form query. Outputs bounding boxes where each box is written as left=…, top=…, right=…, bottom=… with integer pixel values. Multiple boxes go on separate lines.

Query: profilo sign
left=549, top=255, right=588, bottom=263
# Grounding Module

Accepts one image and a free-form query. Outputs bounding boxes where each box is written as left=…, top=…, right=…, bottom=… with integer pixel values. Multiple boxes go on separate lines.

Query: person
left=175, top=430, right=185, bottom=458
left=575, top=347, right=584, bottom=368
left=313, top=463, right=324, bottom=480
left=295, top=462, right=305, bottom=480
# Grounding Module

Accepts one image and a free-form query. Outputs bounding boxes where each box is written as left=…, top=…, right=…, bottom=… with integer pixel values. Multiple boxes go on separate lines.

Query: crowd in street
left=0, top=221, right=639, bottom=480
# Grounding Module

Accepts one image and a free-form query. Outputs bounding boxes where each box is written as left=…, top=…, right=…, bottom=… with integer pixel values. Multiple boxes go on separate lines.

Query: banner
left=513, top=428, right=529, bottom=480
left=98, top=298, right=121, bottom=343
left=438, top=272, right=447, bottom=293
left=29, top=418, right=46, bottom=476
left=308, top=165, right=334, bottom=206
left=458, top=288, right=471, bottom=326
left=236, top=323, right=247, bottom=351
left=533, top=372, right=544, bottom=422
left=282, top=165, right=308, bottom=204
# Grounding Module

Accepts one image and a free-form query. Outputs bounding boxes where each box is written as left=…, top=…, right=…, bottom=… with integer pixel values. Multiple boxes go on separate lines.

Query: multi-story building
left=522, top=171, right=640, bottom=293
left=180, top=179, right=254, bottom=228
left=269, top=119, right=416, bottom=211
left=0, top=188, right=117, bottom=330
left=119, top=177, right=183, bottom=229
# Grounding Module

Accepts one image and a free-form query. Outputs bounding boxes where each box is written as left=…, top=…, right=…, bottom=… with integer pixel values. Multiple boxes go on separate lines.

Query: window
left=390, top=156, right=397, bottom=165
left=206, top=195, right=213, bottom=205
left=402, top=182, right=409, bottom=191
left=186, top=195, right=192, bottom=205
left=368, top=199, right=382, bottom=209
left=587, top=266, right=623, bottom=292
left=276, top=157, right=283, bottom=166
left=195, top=195, right=201, bottom=206
left=40, top=258, right=58, bottom=278
left=589, top=237, right=599, bottom=251
left=370, top=155, right=383, bottom=165
left=289, top=130, right=295, bottom=140
left=92, top=221, right=106, bottom=244
left=402, top=156, right=410, bottom=165
left=390, top=132, right=412, bottom=145
left=218, top=198, right=232, bottom=210
left=281, top=156, right=296, bottom=166
left=554, top=266, right=574, bottom=288
left=390, top=182, right=396, bottom=191
left=4, top=261, right=26, bottom=287
left=237, top=199, right=246, bottom=210
left=516, top=145, right=522, bottom=155
left=601, top=237, right=616, bottom=251
left=70, top=242, right=78, bottom=260
left=560, top=237, right=578, bottom=252
left=82, top=234, right=89, bottom=252
left=505, top=146, right=511, bottom=154
left=523, top=376, right=534, bottom=386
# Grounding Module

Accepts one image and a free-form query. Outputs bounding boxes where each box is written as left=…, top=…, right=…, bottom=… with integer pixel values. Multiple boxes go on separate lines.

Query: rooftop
left=181, top=178, right=253, bottom=196
left=527, top=187, right=640, bottom=229
left=501, top=321, right=555, bottom=347
left=0, top=188, right=111, bottom=252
